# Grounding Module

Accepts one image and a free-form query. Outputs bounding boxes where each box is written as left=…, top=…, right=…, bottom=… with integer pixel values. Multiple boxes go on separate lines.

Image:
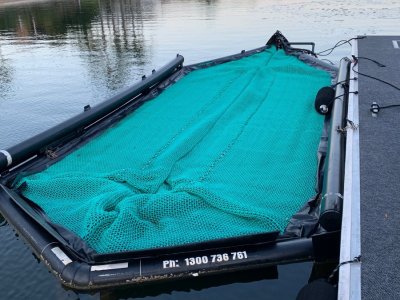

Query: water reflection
left=0, top=44, right=14, bottom=99
left=0, top=0, right=150, bottom=93
left=100, top=267, right=278, bottom=299
left=0, top=0, right=98, bottom=37
left=1, top=0, right=400, bottom=299
left=79, top=0, right=149, bottom=90
left=0, top=0, right=156, bottom=150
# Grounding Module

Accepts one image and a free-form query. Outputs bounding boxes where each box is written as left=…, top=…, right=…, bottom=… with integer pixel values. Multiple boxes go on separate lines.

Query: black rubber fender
left=314, top=86, right=335, bottom=115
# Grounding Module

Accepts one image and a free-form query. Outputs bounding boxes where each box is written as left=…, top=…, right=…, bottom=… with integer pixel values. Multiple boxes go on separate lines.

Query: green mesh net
left=18, top=47, right=331, bottom=253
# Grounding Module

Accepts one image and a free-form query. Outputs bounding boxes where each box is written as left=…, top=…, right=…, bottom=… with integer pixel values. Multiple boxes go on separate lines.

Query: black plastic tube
left=319, top=58, right=350, bottom=231
left=0, top=185, right=314, bottom=290
left=0, top=55, right=184, bottom=173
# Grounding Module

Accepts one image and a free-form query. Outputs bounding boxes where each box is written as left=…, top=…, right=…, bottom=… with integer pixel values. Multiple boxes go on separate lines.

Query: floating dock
left=339, top=36, right=400, bottom=299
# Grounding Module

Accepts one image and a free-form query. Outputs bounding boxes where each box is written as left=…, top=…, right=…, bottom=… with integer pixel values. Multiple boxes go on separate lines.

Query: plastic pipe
left=319, top=58, right=350, bottom=231
left=0, top=55, right=184, bottom=173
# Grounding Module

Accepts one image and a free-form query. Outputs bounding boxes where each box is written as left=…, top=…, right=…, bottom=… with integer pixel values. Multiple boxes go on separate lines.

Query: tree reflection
left=0, top=0, right=151, bottom=91
left=0, top=0, right=99, bottom=37
left=0, top=45, right=14, bottom=99
left=75, top=0, right=150, bottom=91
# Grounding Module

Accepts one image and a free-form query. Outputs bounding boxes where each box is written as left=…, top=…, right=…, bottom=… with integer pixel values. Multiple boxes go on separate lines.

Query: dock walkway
left=339, top=36, right=400, bottom=299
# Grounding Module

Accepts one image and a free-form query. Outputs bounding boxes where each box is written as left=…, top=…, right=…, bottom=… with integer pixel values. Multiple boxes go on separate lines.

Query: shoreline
left=0, top=0, right=55, bottom=7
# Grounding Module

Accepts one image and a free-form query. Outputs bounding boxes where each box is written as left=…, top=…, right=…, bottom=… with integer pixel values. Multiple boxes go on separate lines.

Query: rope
left=328, top=255, right=361, bottom=283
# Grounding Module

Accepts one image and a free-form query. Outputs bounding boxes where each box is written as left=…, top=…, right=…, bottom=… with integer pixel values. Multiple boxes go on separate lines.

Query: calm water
left=0, top=0, right=399, bottom=299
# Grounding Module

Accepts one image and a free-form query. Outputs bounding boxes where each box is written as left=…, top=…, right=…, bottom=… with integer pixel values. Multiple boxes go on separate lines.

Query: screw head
left=319, top=104, right=329, bottom=114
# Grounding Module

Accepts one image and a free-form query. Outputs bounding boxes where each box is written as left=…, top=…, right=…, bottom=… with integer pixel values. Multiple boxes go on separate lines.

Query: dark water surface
left=0, top=0, right=399, bottom=299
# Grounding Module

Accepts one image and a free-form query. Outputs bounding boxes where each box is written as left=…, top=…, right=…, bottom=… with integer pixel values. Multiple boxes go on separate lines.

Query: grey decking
left=358, top=36, right=400, bottom=299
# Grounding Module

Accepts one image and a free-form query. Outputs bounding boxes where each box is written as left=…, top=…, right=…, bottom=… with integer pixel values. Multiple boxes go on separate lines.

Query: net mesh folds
left=18, top=47, right=331, bottom=253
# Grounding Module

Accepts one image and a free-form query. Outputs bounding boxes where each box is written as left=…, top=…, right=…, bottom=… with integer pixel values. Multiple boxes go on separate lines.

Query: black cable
left=379, top=104, right=400, bottom=110
left=354, top=56, right=386, bottom=67
left=317, top=40, right=352, bottom=56
left=325, top=91, right=358, bottom=109
left=331, top=77, right=357, bottom=88
left=370, top=103, right=400, bottom=113
left=352, top=56, right=400, bottom=114
left=326, top=80, right=351, bottom=107
left=336, top=91, right=358, bottom=99
left=352, top=56, right=400, bottom=92
left=316, top=37, right=366, bottom=57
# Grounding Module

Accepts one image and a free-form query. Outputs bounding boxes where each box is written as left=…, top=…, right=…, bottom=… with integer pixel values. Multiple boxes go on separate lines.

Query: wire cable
left=352, top=56, right=400, bottom=92
left=352, top=56, right=400, bottom=114
left=316, top=37, right=366, bottom=57
left=370, top=103, right=400, bottom=113
left=331, top=77, right=357, bottom=88
left=327, top=255, right=361, bottom=283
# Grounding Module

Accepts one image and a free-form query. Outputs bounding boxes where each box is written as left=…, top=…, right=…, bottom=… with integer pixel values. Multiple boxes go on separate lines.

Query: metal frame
left=338, top=39, right=361, bottom=300
left=288, top=42, right=316, bottom=53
